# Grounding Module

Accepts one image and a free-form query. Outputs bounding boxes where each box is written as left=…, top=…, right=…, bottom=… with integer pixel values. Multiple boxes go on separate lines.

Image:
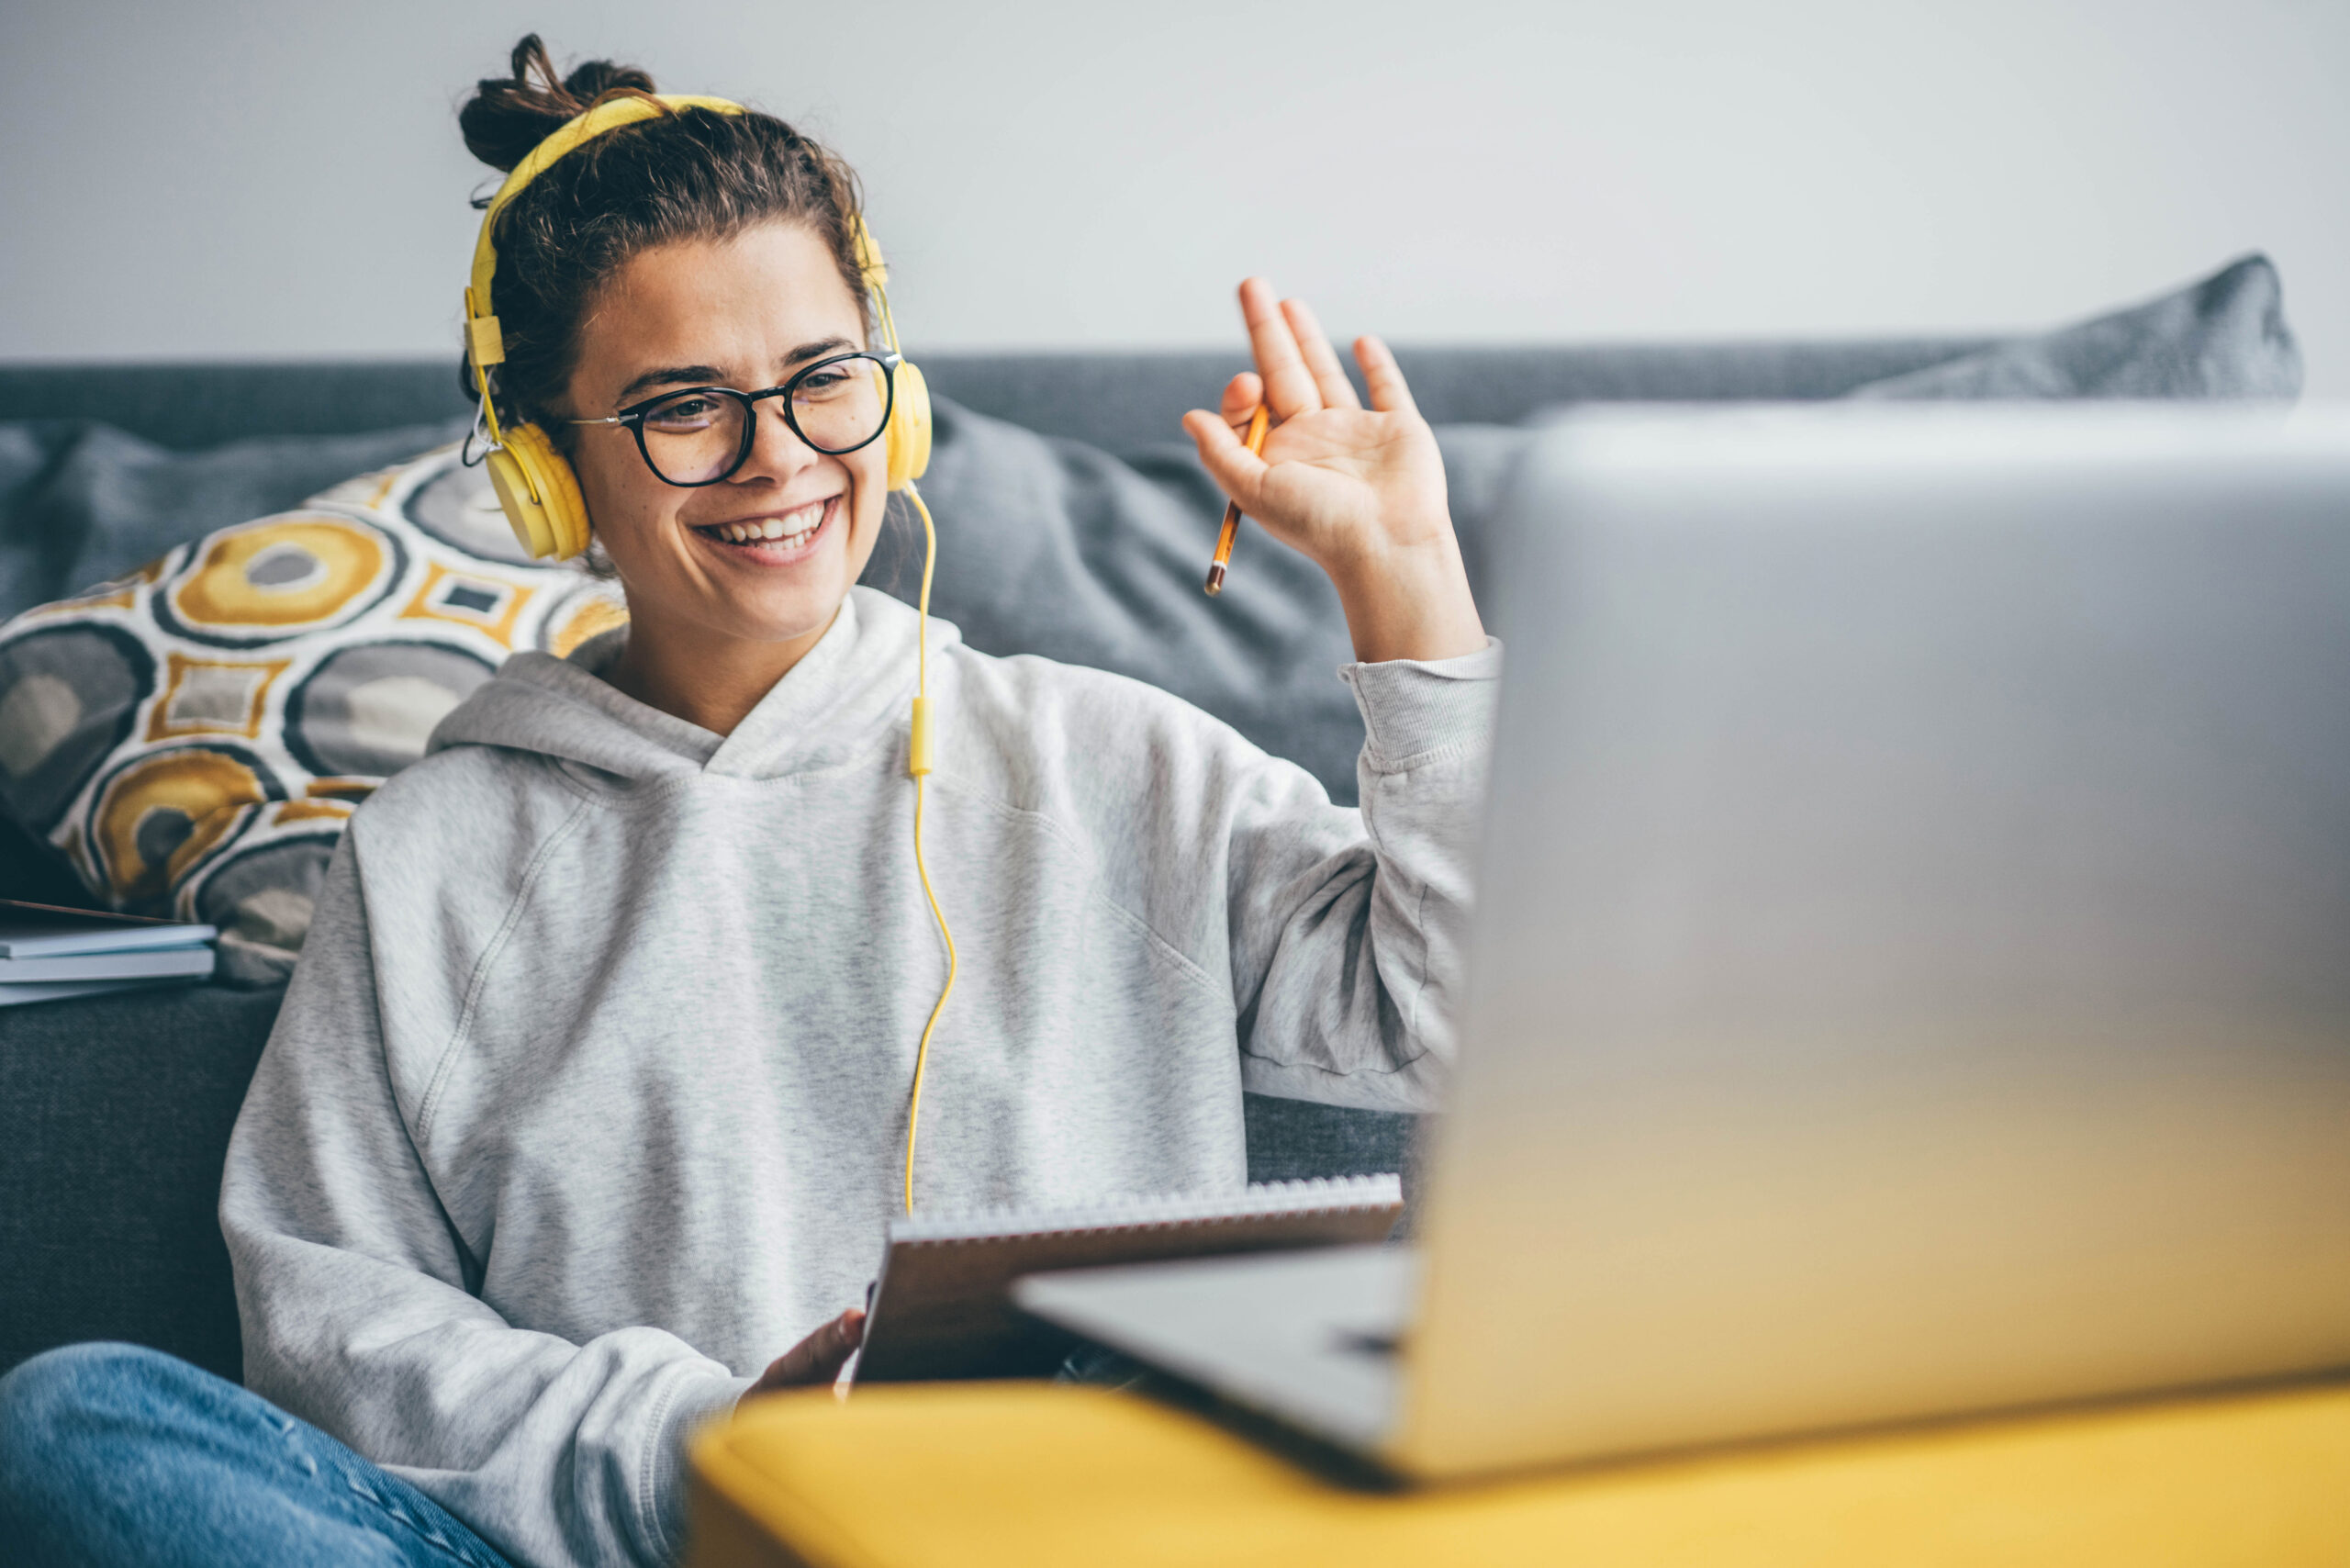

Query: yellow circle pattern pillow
left=0, top=442, right=626, bottom=980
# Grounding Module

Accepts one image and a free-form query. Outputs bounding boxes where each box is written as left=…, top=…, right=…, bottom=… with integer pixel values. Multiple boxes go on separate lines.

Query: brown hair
left=456, top=36, right=871, bottom=431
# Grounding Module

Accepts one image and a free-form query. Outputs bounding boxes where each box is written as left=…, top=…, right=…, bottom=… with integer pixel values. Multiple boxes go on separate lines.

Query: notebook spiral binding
left=890, top=1174, right=1404, bottom=1248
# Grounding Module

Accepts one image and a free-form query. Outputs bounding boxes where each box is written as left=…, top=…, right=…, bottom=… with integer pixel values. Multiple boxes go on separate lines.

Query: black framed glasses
left=569, top=350, right=901, bottom=487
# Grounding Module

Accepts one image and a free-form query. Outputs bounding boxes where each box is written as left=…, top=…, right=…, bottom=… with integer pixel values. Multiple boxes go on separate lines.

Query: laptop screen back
left=1398, top=405, right=2350, bottom=1476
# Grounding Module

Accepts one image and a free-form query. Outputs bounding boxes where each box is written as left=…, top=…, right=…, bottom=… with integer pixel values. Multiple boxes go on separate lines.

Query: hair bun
left=459, top=34, right=659, bottom=176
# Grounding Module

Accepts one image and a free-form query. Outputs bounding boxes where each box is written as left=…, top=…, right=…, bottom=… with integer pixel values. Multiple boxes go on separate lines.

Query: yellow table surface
left=688, top=1378, right=2350, bottom=1568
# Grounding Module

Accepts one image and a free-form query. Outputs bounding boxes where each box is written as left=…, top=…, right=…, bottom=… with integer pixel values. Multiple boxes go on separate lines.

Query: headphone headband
left=466, top=94, right=746, bottom=358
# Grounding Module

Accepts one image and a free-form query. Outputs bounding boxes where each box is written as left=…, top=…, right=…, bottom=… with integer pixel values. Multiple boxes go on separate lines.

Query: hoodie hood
left=427, top=586, right=961, bottom=783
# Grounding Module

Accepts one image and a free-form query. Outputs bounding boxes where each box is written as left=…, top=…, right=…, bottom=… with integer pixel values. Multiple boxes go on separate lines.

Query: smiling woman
left=0, top=32, right=1498, bottom=1568
left=448, top=40, right=897, bottom=734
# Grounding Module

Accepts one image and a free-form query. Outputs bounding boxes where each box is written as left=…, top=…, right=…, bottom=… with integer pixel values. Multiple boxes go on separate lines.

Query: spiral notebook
left=851, top=1175, right=1404, bottom=1384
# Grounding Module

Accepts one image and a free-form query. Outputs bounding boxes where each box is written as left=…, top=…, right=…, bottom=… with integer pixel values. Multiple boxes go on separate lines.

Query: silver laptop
left=1018, top=403, right=2350, bottom=1480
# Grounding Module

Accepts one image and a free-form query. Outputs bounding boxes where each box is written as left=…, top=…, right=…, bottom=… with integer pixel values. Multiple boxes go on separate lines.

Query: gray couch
left=0, top=252, right=2304, bottom=1386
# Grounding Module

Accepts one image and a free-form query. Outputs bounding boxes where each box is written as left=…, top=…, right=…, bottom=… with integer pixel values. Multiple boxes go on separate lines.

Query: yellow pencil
left=1203, top=402, right=1271, bottom=597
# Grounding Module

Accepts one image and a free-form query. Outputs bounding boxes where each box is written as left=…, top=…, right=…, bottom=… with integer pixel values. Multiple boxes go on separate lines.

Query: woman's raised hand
left=1182, top=278, right=1485, bottom=665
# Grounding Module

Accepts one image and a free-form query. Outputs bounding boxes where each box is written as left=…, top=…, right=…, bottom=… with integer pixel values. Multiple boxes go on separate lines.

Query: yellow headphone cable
left=901, top=480, right=957, bottom=1214
left=860, top=224, right=957, bottom=1215
left=864, top=218, right=957, bottom=1215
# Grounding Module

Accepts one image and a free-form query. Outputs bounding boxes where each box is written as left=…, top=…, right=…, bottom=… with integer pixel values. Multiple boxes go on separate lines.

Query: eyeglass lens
left=635, top=357, right=891, bottom=484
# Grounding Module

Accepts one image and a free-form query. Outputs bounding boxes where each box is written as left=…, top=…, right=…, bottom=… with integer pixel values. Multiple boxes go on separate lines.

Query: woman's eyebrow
left=783, top=335, right=856, bottom=366
left=614, top=338, right=859, bottom=405
left=616, top=364, right=727, bottom=403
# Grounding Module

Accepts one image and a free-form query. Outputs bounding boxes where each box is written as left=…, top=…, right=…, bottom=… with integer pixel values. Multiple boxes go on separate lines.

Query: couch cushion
left=0, top=420, right=467, bottom=628
left=1849, top=254, right=2300, bottom=400
left=0, top=442, right=632, bottom=977
left=0, top=980, right=288, bottom=1383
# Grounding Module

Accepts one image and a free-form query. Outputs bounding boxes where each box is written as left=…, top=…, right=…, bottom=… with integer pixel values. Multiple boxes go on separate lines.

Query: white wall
left=4, top=1, right=2345, bottom=392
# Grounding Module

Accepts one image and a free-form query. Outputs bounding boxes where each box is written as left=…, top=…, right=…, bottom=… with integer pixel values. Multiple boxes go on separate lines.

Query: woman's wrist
left=1322, top=527, right=1488, bottom=666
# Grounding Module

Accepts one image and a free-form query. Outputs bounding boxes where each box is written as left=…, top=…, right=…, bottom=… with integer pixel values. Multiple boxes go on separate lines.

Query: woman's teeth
left=708, top=500, right=826, bottom=546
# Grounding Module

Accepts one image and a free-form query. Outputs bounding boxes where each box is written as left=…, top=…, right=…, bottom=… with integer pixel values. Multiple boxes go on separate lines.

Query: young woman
left=0, top=38, right=1493, bottom=1568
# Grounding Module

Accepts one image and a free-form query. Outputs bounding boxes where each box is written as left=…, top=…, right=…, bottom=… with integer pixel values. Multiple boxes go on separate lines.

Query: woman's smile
left=688, top=491, right=840, bottom=565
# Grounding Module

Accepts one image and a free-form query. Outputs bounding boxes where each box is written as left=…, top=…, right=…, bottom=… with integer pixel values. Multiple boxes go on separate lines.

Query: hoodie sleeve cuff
left=1339, top=638, right=1504, bottom=775
left=646, top=1369, right=759, bottom=1564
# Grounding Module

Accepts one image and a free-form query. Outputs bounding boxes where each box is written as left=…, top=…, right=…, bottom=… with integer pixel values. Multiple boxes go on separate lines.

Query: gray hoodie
left=219, top=585, right=1498, bottom=1568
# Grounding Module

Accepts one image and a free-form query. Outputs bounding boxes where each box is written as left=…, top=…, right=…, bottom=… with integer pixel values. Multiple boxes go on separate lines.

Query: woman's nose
left=735, top=397, right=820, bottom=483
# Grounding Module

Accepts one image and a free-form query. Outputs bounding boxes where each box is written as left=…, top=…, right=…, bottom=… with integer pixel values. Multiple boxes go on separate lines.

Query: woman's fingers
left=1283, top=298, right=1361, bottom=411
left=829, top=1312, right=867, bottom=1382
left=1183, top=407, right=1270, bottom=508
left=755, top=1308, right=867, bottom=1392
left=1220, top=371, right=1265, bottom=431
left=1237, top=280, right=1370, bottom=418
left=782, top=1310, right=862, bottom=1381
left=1354, top=334, right=1418, bottom=417
left=1238, top=277, right=1322, bottom=419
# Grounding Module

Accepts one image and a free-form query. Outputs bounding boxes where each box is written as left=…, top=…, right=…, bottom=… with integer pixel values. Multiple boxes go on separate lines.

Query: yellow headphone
left=461, top=93, right=957, bottom=1215
left=460, top=93, right=933, bottom=562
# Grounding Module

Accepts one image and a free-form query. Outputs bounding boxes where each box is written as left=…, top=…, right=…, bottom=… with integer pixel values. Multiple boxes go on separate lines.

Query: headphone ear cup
left=485, top=445, right=556, bottom=559
left=885, top=359, right=932, bottom=491
left=486, top=422, right=592, bottom=560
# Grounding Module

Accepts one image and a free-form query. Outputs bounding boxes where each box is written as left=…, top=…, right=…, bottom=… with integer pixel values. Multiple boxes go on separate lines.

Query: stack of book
left=0, top=901, right=218, bottom=1007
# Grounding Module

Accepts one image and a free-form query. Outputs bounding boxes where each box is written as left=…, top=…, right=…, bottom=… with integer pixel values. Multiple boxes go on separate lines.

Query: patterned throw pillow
left=0, top=442, right=625, bottom=980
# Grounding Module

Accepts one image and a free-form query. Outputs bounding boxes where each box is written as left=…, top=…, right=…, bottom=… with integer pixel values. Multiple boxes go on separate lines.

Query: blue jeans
left=0, top=1342, right=515, bottom=1567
